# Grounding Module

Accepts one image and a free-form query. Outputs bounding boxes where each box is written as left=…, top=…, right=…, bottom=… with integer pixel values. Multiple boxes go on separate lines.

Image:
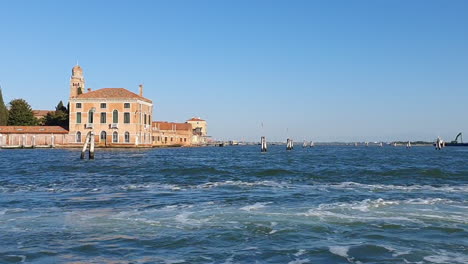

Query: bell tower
left=70, top=65, right=85, bottom=98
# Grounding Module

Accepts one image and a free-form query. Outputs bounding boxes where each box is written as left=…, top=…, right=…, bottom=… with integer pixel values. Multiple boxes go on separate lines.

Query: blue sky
left=0, top=0, right=467, bottom=142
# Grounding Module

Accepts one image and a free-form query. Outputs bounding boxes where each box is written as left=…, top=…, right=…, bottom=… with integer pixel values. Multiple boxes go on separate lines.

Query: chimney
left=139, top=84, right=143, bottom=96
left=87, top=88, right=92, bottom=92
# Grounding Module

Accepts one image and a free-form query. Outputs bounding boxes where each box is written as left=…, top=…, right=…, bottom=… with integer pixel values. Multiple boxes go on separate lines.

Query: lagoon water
left=0, top=146, right=467, bottom=263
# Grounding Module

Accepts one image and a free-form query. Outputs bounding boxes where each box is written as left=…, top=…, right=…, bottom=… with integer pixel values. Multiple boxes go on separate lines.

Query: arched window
left=113, top=131, right=118, bottom=143
left=88, top=110, right=94, bottom=123
left=125, top=132, right=130, bottom=143
left=100, top=131, right=107, bottom=142
left=76, top=132, right=82, bottom=143
left=113, top=110, right=118, bottom=123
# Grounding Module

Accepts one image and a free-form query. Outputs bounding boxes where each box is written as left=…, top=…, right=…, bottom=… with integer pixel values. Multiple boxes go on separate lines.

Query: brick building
left=152, top=121, right=193, bottom=146
left=68, top=65, right=153, bottom=147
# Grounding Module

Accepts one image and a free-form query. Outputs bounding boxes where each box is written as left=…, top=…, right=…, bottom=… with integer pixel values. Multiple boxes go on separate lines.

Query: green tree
left=0, top=88, right=8, bottom=125
left=43, top=101, right=69, bottom=129
left=7, top=99, right=38, bottom=126
left=55, top=100, right=67, bottom=112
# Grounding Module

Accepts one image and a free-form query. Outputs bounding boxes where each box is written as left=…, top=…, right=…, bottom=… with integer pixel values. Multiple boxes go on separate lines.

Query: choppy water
left=0, top=146, right=467, bottom=263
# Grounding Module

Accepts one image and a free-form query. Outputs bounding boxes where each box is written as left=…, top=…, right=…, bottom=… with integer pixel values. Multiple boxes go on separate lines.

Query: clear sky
left=0, top=0, right=467, bottom=142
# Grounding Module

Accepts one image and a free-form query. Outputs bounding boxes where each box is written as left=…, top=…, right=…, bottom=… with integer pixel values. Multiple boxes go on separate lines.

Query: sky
left=0, top=0, right=467, bottom=142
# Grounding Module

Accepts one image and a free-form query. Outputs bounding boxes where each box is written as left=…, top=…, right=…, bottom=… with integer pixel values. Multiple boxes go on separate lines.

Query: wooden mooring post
left=89, top=132, right=95, bottom=160
left=286, top=138, right=293, bottom=150
left=261, top=136, right=267, bottom=152
left=80, top=132, right=95, bottom=159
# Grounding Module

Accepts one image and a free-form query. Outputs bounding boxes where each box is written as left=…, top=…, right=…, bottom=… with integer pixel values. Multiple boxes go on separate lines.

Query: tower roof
left=72, top=65, right=83, bottom=74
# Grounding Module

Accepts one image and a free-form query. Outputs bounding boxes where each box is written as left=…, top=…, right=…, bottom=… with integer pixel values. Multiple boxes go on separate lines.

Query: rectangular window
left=124, top=103, right=130, bottom=108
left=77, top=112, right=81, bottom=123
left=76, top=103, right=82, bottom=109
left=124, top=112, right=130, bottom=123
left=100, top=103, right=106, bottom=109
left=100, top=113, right=106, bottom=123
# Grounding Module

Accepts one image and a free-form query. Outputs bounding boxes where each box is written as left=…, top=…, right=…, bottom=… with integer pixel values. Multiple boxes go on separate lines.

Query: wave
left=327, top=182, right=468, bottom=193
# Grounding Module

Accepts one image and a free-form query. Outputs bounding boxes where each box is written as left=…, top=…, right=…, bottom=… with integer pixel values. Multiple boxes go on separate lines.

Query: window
left=113, top=132, right=118, bottom=143
left=125, top=132, right=130, bottom=143
left=113, top=110, right=118, bottom=123
left=124, top=112, right=130, bottom=123
left=77, top=112, right=81, bottom=124
left=149, top=115, right=151, bottom=123
left=76, top=103, right=82, bottom=109
left=124, top=103, right=130, bottom=108
left=144, top=114, right=147, bottom=125
left=88, top=110, right=94, bottom=123
left=100, top=131, right=107, bottom=142
left=100, top=113, right=106, bottom=123
left=100, top=103, right=106, bottom=109
left=184, top=138, right=187, bottom=142
left=76, top=132, right=82, bottom=143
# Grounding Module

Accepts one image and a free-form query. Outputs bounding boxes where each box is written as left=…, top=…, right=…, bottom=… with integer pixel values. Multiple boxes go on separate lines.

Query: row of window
left=76, top=131, right=131, bottom=143
left=76, top=103, right=131, bottom=109
left=153, top=136, right=187, bottom=143
left=76, top=111, right=151, bottom=124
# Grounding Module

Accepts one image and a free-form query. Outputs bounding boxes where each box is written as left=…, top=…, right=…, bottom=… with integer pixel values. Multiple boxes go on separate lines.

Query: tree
left=43, top=101, right=69, bottom=129
left=55, top=100, right=67, bottom=112
left=7, top=99, right=38, bottom=126
left=0, top=88, right=8, bottom=125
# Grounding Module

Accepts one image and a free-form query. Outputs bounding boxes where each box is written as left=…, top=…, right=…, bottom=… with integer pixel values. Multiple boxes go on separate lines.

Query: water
left=0, top=146, right=467, bottom=263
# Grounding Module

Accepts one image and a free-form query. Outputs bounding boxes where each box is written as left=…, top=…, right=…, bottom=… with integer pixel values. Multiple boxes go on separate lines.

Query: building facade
left=152, top=121, right=193, bottom=146
left=68, top=65, right=153, bottom=147
left=0, top=126, right=69, bottom=147
left=187, top=117, right=208, bottom=145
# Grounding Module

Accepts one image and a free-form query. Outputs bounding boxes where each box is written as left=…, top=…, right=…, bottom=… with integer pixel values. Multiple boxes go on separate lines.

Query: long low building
left=0, top=126, right=69, bottom=148
left=152, top=121, right=193, bottom=146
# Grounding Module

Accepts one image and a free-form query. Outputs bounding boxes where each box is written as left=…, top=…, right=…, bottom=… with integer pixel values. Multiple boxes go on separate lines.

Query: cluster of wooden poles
left=80, top=132, right=95, bottom=160
left=261, top=137, right=295, bottom=152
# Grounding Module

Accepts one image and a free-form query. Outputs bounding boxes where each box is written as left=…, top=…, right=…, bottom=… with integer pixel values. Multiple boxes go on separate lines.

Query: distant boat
left=393, top=142, right=397, bottom=147
left=354, top=142, right=358, bottom=147
left=303, top=141, right=307, bottom=148
left=406, top=141, right=411, bottom=148
left=310, top=141, right=315, bottom=147
left=365, top=142, right=369, bottom=147
left=379, top=142, right=383, bottom=147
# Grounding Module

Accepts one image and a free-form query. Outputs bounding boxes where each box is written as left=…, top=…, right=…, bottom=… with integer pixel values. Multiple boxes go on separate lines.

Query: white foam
left=423, top=251, right=468, bottom=263
left=328, top=182, right=468, bottom=193
left=240, top=202, right=272, bottom=211
left=196, top=180, right=288, bottom=189
left=294, top=249, right=306, bottom=257
left=329, top=246, right=349, bottom=258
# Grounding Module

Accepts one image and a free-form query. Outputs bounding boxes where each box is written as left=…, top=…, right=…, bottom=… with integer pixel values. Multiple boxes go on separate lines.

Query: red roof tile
left=76, top=88, right=152, bottom=103
left=0, top=126, right=69, bottom=134
left=32, top=110, right=54, bottom=118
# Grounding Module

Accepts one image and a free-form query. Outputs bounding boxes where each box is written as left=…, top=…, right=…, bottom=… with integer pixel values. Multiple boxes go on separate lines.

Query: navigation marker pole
left=261, top=136, right=267, bottom=152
